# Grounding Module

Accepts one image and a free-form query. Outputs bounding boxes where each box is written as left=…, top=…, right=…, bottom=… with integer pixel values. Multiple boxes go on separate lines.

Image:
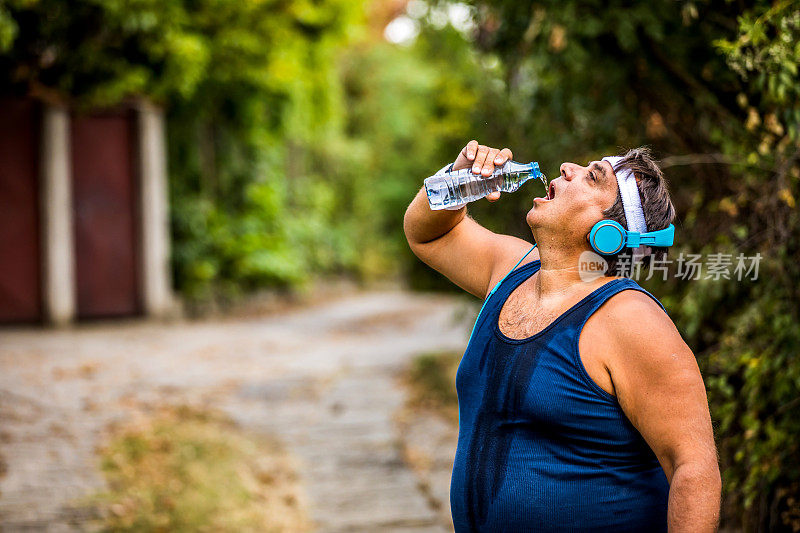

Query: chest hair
left=498, top=294, right=563, bottom=339
left=497, top=278, right=598, bottom=339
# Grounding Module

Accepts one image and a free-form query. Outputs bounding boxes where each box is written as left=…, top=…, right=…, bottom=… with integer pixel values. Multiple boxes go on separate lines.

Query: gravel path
left=0, top=290, right=473, bottom=532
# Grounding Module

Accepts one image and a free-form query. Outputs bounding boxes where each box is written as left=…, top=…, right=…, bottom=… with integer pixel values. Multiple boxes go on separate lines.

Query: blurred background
left=0, top=0, right=798, bottom=531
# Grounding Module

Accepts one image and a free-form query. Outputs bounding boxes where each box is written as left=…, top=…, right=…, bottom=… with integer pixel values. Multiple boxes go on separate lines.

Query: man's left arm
left=602, top=291, right=721, bottom=532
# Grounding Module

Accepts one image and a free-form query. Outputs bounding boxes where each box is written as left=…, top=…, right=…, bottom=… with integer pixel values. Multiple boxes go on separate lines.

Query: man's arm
left=404, top=141, right=538, bottom=299
left=597, top=290, right=721, bottom=532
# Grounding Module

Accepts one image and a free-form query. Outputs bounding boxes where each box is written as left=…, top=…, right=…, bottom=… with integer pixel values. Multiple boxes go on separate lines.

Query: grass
left=89, top=405, right=309, bottom=532
left=404, top=350, right=462, bottom=424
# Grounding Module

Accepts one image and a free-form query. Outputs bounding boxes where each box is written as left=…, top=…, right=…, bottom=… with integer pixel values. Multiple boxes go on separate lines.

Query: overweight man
left=403, top=141, right=721, bottom=532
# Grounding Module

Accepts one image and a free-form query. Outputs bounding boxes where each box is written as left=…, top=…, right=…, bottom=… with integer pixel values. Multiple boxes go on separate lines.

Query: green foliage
left=157, top=1, right=485, bottom=301
left=716, top=2, right=800, bottom=111
left=0, top=0, right=362, bottom=106
left=705, top=4, right=800, bottom=529
left=159, top=0, right=370, bottom=300
left=0, top=0, right=483, bottom=301
left=0, top=0, right=374, bottom=302
left=338, top=29, right=489, bottom=287
left=0, top=4, right=18, bottom=52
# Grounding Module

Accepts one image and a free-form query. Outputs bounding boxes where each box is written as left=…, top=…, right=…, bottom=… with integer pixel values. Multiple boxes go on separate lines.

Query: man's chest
left=496, top=282, right=584, bottom=339
left=497, top=300, right=563, bottom=339
left=494, top=280, right=617, bottom=397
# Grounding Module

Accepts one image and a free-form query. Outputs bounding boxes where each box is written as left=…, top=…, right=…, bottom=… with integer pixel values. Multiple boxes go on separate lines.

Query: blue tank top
left=450, top=256, right=669, bottom=532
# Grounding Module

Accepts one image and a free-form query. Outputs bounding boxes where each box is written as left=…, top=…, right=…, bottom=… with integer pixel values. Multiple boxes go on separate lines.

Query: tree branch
left=659, top=153, right=772, bottom=172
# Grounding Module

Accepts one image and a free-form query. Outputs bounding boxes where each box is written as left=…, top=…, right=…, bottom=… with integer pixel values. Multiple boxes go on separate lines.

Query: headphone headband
left=603, top=155, right=650, bottom=259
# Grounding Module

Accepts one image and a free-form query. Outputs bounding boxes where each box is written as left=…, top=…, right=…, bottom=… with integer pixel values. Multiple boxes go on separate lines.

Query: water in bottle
left=425, top=161, right=547, bottom=210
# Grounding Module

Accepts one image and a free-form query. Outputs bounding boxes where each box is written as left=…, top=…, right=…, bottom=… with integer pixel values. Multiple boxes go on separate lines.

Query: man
left=403, top=140, right=721, bottom=532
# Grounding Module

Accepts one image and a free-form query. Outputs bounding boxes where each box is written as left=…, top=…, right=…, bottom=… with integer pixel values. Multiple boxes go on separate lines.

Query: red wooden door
left=71, top=111, right=140, bottom=318
left=0, top=99, right=41, bottom=323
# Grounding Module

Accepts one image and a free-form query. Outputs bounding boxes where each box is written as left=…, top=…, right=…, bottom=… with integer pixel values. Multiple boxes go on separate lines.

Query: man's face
left=526, top=159, right=619, bottom=247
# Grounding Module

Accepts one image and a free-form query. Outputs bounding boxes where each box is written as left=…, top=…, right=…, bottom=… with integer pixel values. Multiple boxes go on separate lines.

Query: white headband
left=602, top=156, right=650, bottom=260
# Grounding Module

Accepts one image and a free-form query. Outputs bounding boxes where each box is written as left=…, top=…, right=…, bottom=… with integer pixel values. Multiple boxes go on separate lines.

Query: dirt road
left=0, top=290, right=473, bottom=532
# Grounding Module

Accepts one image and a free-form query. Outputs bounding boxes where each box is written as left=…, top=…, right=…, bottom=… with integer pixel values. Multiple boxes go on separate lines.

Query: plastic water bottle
left=425, top=161, right=546, bottom=210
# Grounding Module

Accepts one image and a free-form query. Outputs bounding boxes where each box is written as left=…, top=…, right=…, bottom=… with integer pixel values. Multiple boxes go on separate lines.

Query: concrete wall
left=136, top=100, right=174, bottom=318
left=36, top=101, right=173, bottom=325
left=40, top=105, right=76, bottom=326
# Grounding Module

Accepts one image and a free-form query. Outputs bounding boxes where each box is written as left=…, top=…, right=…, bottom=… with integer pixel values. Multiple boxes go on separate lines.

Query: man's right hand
left=452, top=140, right=513, bottom=203
left=404, top=139, right=536, bottom=299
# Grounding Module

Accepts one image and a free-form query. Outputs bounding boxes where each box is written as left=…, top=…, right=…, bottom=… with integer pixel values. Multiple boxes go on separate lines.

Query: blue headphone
left=589, top=221, right=675, bottom=256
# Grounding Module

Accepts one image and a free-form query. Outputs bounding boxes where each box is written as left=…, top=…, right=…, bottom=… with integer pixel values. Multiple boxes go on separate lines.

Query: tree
left=0, top=0, right=374, bottom=301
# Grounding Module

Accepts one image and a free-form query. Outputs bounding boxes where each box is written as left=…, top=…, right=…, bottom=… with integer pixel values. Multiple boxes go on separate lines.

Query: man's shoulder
left=604, top=284, right=665, bottom=315
left=583, top=283, right=694, bottom=391
left=592, top=284, right=680, bottom=348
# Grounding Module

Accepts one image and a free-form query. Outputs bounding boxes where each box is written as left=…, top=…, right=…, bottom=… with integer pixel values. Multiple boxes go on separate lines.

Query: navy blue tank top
left=450, top=257, right=669, bottom=532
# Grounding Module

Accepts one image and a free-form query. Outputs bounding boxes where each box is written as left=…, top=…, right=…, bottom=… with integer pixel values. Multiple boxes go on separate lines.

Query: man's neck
left=532, top=239, right=600, bottom=301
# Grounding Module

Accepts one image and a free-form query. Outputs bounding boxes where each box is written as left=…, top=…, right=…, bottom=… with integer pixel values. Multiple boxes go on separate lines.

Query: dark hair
left=602, top=147, right=676, bottom=276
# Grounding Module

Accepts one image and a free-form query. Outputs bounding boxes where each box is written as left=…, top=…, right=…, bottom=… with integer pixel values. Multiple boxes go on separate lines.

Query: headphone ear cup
left=589, top=220, right=626, bottom=256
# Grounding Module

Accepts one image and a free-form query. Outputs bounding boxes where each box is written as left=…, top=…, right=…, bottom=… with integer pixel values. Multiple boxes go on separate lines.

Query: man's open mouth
left=534, top=181, right=556, bottom=203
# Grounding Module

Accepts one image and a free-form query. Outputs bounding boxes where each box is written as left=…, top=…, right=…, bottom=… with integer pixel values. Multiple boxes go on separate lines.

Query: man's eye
left=590, top=171, right=597, bottom=181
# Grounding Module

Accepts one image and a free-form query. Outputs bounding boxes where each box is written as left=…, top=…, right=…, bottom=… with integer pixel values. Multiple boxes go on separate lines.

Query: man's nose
left=559, top=162, right=580, bottom=181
